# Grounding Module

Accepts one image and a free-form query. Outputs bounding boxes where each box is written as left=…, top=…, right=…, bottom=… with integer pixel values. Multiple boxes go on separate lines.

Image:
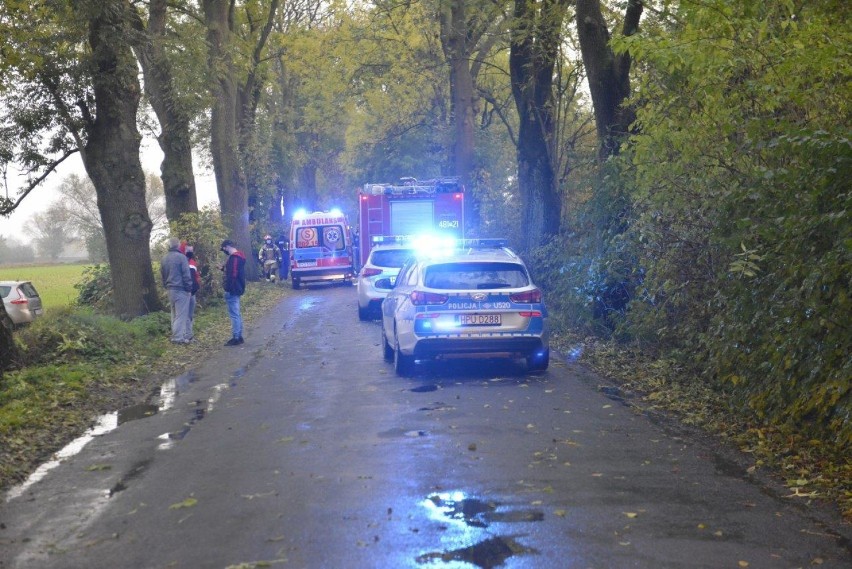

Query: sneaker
left=236, top=336, right=244, bottom=345
left=225, top=337, right=241, bottom=346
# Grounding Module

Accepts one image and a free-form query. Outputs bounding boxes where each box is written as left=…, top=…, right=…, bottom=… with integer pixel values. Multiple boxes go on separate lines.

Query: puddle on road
left=416, top=536, right=538, bottom=569
left=418, top=491, right=542, bottom=567
left=378, top=428, right=430, bottom=439
left=6, top=368, right=221, bottom=502
left=157, top=401, right=207, bottom=450
left=118, top=404, right=159, bottom=424
left=411, top=385, right=439, bottom=393
left=418, top=403, right=455, bottom=412
left=424, top=492, right=544, bottom=529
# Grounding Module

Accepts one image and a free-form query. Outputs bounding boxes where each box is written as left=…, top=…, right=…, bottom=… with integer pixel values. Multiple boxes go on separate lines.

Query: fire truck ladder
left=363, top=176, right=463, bottom=196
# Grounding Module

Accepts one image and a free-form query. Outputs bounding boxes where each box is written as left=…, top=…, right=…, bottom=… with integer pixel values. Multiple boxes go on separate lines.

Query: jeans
left=224, top=291, right=242, bottom=339
left=185, top=294, right=196, bottom=340
left=168, top=288, right=191, bottom=342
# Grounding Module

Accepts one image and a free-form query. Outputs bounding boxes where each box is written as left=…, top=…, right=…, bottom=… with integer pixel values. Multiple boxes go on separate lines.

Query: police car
left=357, top=238, right=415, bottom=320
left=379, top=238, right=549, bottom=376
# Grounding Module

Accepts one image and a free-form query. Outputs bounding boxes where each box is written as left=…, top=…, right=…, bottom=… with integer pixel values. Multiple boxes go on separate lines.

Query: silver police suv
left=379, top=239, right=549, bottom=376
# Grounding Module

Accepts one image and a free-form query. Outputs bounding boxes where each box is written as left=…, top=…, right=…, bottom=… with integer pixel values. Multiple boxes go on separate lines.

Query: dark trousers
left=279, top=251, right=290, bottom=279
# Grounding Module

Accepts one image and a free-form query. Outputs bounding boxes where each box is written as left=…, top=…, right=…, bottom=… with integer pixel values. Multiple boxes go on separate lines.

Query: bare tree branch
left=0, top=149, right=79, bottom=216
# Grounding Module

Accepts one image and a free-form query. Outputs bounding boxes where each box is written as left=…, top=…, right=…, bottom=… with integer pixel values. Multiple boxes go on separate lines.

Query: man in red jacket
left=220, top=239, right=246, bottom=346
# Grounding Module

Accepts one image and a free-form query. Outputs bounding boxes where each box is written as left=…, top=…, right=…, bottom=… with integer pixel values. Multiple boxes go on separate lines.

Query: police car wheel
left=526, top=349, right=550, bottom=373
left=394, top=341, right=415, bottom=376
left=382, top=329, right=394, bottom=361
left=358, top=305, right=370, bottom=321
left=292, top=278, right=301, bottom=290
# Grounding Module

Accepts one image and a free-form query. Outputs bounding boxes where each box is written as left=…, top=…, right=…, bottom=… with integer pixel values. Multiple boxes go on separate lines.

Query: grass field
left=0, top=264, right=90, bottom=309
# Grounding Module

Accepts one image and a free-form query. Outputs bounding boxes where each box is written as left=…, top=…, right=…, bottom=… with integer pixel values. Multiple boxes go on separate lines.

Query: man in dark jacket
left=160, top=237, right=193, bottom=344
left=275, top=232, right=289, bottom=280
left=220, top=239, right=247, bottom=346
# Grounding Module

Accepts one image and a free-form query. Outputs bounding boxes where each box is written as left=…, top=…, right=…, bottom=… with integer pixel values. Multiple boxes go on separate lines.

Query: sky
left=1, top=137, right=219, bottom=244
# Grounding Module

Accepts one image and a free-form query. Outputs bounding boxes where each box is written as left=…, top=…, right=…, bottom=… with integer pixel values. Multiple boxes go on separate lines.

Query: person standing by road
left=276, top=232, right=289, bottom=280
left=220, top=239, right=246, bottom=346
left=180, top=242, right=202, bottom=341
left=161, top=237, right=193, bottom=344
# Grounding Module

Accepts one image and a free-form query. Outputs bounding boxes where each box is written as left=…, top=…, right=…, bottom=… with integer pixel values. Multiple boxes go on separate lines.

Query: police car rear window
left=0, top=286, right=10, bottom=297
left=370, top=249, right=414, bottom=268
left=424, top=262, right=529, bottom=290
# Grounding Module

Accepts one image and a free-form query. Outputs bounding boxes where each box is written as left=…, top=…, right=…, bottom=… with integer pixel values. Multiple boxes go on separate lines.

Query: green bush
left=14, top=307, right=167, bottom=367
left=168, top=206, right=227, bottom=300
left=74, top=264, right=113, bottom=310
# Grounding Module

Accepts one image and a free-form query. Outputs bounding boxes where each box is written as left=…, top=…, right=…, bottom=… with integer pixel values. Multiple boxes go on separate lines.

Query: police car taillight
left=410, top=291, right=448, bottom=305
left=510, top=289, right=542, bottom=303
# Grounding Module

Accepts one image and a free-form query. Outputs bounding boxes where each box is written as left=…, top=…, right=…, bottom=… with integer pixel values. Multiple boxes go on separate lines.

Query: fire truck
left=289, top=209, right=355, bottom=290
left=357, top=177, right=465, bottom=265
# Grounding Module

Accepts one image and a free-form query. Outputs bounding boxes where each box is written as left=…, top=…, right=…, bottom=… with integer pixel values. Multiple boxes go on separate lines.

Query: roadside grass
left=0, top=264, right=89, bottom=309
left=0, top=281, right=291, bottom=491
left=552, top=333, right=852, bottom=522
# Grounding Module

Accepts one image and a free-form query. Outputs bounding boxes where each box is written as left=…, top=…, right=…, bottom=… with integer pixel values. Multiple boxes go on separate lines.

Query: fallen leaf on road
left=624, top=512, right=638, bottom=518
left=169, top=498, right=197, bottom=510
left=554, top=509, right=567, bottom=518
left=276, top=436, right=294, bottom=444
left=738, top=562, right=749, bottom=568
left=85, top=464, right=112, bottom=472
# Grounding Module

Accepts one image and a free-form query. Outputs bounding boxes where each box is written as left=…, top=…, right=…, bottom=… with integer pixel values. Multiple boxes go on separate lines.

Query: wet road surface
left=1, top=285, right=850, bottom=568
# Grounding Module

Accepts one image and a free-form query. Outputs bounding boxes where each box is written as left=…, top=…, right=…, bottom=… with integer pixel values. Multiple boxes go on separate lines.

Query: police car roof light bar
left=457, top=238, right=509, bottom=249
left=370, top=235, right=414, bottom=245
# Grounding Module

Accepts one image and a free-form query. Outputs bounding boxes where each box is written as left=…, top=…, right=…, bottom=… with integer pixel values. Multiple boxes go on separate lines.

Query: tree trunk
left=0, top=303, right=20, bottom=376
left=296, top=160, right=318, bottom=211
left=77, top=0, right=162, bottom=318
left=203, top=0, right=255, bottom=277
left=576, top=0, right=642, bottom=159
left=439, top=0, right=479, bottom=236
left=509, top=0, right=568, bottom=252
left=129, top=0, right=198, bottom=222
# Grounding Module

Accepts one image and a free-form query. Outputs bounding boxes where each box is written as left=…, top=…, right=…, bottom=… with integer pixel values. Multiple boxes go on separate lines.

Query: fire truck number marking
left=438, top=220, right=459, bottom=229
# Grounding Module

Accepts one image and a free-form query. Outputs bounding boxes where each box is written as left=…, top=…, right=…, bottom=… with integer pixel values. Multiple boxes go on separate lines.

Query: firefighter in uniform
left=258, top=235, right=282, bottom=282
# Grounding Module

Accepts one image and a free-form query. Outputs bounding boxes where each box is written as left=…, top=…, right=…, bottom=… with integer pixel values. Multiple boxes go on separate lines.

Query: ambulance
left=289, top=209, right=355, bottom=290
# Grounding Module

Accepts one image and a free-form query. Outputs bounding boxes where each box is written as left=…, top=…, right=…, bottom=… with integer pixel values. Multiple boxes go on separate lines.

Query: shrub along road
left=1, top=285, right=850, bottom=568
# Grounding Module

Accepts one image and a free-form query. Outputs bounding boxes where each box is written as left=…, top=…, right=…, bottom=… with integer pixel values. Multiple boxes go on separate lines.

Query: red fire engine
left=357, top=177, right=465, bottom=265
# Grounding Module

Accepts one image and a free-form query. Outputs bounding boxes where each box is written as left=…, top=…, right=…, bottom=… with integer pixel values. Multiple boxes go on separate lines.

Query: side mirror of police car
left=374, top=278, right=394, bottom=290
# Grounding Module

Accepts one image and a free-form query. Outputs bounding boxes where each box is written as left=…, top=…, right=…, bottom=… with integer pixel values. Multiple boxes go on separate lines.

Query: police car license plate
left=456, top=314, right=501, bottom=326
left=299, top=261, right=317, bottom=267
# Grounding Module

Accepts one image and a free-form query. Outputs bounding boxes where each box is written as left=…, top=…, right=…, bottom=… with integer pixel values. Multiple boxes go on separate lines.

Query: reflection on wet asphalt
left=3, top=285, right=850, bottom=569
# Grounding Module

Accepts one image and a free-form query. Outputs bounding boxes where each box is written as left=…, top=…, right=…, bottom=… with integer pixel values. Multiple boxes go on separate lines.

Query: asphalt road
left=1, top=285, right=850, bottom=569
